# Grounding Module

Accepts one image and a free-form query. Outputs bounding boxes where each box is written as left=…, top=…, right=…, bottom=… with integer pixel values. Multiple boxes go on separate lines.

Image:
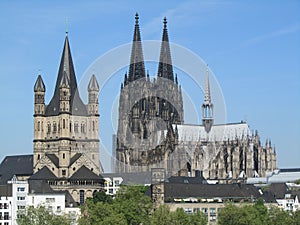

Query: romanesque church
left=32, top=33, right=103, bottom=203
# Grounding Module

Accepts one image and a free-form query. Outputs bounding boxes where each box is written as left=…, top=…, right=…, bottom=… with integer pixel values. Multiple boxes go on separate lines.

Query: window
left=17, top=187, right=25, bottom=192
left=37, top=121, right=40, bottom=131
left=115, top=180, right=120, bottom=186
left=47, top=123, right=51, bottom=134
left=193, top=208, right=200, bottom=213
left=53, top=122, right=57, bottom=133
left=80, top=190, right=85, bottom=205
left=4, top=212, right=9, bottom=220
left=63, top=153, right=65, bottom=159
left=0, top=203, right=2, bottom=208
left=210, top=208, right=217, bottom=221
left=202, top=208, right=208, bottom=217
left=81, top=123, right=86, bottom=133
left=92, top=121, right=95, bottom=131
left=4, top=203, right=8, bottom=209
left=63, top=119, right=65, bottom=129
left=17, top=205, right=25, bottom=210
left=74, top=123, right=79, bottom=133
left=37, top=154, right=40, bottom=160
left=17, top=197, right=25, bottom=201
left=46, top=198, right=55, bottom=203
left=62, top=170, right=66, bottom=176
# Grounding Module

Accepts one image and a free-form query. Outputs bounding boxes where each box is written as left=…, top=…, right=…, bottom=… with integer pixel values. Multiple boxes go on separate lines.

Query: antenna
left=65, top=18, right=69, bottom=35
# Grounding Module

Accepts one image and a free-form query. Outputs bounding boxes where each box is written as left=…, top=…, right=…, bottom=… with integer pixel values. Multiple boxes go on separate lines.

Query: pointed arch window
left=74, top=122, right=79, bottom=133
left=47, top=123, right=51, bottom=134
left=53, top=122, right=57, bottom=133
left=81, top=123, right=86, bottom=133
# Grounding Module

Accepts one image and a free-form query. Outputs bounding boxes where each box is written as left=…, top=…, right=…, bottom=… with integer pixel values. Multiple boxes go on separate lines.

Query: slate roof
left=29, top=166, right=57, bottom=180
left=34, top=75, right=46, bottom=92
left=0, top=155, right=33, bottom=184
left=102, top=171, right=152, bottom=185
left=164, top=183, right=262, bottom=200
left=70, top=153, right=82, bottom=166
left=28, top=180, right=54, bottom=194
left=0, top=184, right=12, bottom=196
left=88, top=74, right=99, bottom=91
left=166, top=176, right=207, bottom=184
left=269, top=183, right=288, bottom=199
left=70, top=165, right=103, bottom=181
left=45, top=35, right=87, bottom=116
left=46, top=154, right=59, bottom=168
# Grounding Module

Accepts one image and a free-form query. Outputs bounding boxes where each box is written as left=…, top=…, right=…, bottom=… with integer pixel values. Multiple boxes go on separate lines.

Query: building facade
left=32, top=33, right=104, bottom=203
left=115, top=14, right=277, bottom=180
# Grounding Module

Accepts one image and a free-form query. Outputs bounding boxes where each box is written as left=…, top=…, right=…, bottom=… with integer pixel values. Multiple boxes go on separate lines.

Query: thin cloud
left=245, top=24, right=300, bottom=45
left=142, top=1, right=231, bottom=38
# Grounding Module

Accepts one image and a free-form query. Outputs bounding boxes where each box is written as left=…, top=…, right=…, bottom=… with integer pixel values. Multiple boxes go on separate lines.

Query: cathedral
left=33, top=33, right=103, bottom=203
left=115, top=14, right=277, bottom=181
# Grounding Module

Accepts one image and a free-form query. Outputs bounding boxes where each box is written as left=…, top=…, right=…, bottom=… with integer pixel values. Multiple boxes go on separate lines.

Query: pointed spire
left=157, top=17, right=174, bottom=82
left=34, top=75, right=45, bottom=92
left=60, top=71, right=70, bottom=88
left=45, top=35, right=87, bottom=116
left=88, top=74, right=99, bottom=92
left=204, top=65, right=211, bottom=104
left=128, top=13, right=146, bottom=82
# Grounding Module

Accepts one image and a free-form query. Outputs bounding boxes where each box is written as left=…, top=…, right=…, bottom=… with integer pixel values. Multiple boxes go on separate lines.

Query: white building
left=0, top=176, right=80, bottom=225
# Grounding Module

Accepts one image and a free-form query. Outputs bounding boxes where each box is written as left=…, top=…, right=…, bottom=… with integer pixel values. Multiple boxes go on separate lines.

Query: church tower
left=33, top=33, right=102, bottom=180
left=202, top=66, right=214, bottom=133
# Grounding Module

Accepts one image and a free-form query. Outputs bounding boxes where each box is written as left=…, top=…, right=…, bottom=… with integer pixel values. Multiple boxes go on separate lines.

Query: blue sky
left=0, top=1, right=299, bottom=172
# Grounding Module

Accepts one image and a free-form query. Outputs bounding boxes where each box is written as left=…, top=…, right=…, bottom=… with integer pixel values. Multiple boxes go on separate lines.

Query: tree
left=151, top=205, right=173, bottom=225
left=79, top=185, right=152, bottom=225
left=218, top=201, right=299, bottom=225
left=17, top=205, right=72, bottom=225
left=92, top=190, right=113, bottom=204
left=151, top=205, right=207, bottom=225
left=113, top=185, right=153, bottom=225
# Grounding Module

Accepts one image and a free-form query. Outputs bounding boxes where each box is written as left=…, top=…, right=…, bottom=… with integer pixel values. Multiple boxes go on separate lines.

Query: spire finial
left=204, top=64, right=211, bottom=104
left=163, top=17, right=167, bottom=28
left=135, top=13, right=139, bottom=24
left=65, top=18, right=69, bottom=35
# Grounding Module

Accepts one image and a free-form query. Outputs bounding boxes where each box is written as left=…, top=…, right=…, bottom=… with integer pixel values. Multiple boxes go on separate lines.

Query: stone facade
left=115, top=15, right=277, bottom=180
left=33, top=34, right=103, bottom=203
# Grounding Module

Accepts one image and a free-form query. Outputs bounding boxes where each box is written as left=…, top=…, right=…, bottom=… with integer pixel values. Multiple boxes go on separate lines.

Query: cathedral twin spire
left=128, top=13, right=146, bottom=82
left=126, top=13, right=175, bottom=85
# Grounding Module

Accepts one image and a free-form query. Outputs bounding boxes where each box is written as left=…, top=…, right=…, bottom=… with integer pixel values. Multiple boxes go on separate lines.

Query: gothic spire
left=157, top=17, right=174, bottom=82
left=34, top=75, right=45, bottom=92
left=88, top=74, right=99, bottom=92
left=202, top=65, right=214, bottom=133
left=45, top=34, right=87, bottom=116
left=204, top=65, right=211, bottom=104
left=128, top=13, right=146, bottom=82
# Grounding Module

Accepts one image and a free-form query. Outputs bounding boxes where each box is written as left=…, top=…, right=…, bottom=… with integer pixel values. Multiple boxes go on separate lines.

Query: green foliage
left=17, top=205, right=72, bottom=225
left=151, top=205, right=207, bottom=225
left=79, top=185, right=152, bottom=225
left=92, top=190, right=113, bottom=204
left=218, top=202, right=299, bottom=225
left=294, top=179, right=300, bottom=185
